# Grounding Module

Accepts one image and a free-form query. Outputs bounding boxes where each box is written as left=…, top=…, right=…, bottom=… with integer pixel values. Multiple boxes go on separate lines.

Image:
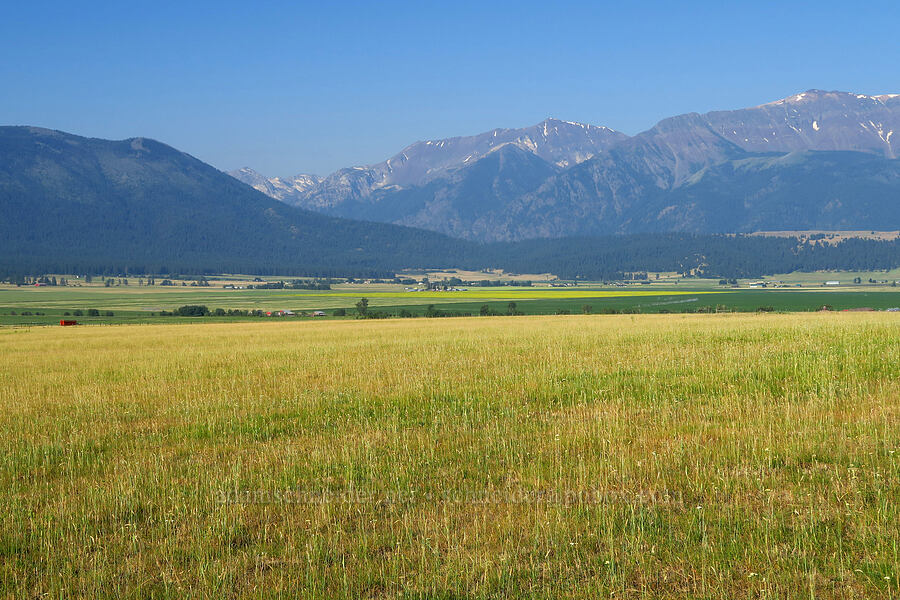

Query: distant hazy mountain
left=233, top=90, right=900, bottom=241
left=236, top=118, right=627, bottom=209
left=601, top=89, right=900, bottom=188
left=503, top=90, right=900, bottom=239
left=0, top=127, right=471, bottom=275
left=705, top=90, right=899, bottom=158
left=229, top=167, right=322, bottom=202
left=369, top=117, right=628, bottom=182
left=645, top=150, right=900, bottom=233
left=365, top=144, right=561, bottom=240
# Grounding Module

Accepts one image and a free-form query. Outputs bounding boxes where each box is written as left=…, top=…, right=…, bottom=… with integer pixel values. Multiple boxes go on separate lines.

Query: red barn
left=60, top=320, right=78, bottom=326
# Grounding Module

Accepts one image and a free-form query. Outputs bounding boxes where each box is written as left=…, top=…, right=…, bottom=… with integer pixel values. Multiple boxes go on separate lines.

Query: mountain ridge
left=230, top=117, right=628, bottom=208
left=232, top=90, right=900, bottom=241
left=4, top=125, right=900, bottom=280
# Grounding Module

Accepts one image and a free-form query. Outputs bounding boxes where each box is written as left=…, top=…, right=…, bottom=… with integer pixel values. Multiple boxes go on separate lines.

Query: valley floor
left=2, top=276, right=900, bottom=325
left=2, top=314, right=898, bottom=598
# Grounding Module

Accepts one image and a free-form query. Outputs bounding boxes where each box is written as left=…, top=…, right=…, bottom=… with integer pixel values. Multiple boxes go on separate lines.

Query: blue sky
left=2, top=1, right=898, bottom=176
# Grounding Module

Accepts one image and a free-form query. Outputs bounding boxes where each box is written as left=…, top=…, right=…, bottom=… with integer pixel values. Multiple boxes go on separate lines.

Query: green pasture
left=1, top=281, right=899, bottom=326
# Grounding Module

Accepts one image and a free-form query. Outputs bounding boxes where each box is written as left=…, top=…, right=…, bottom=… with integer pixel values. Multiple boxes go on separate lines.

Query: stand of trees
left=3, top=234, right=900, bottom=282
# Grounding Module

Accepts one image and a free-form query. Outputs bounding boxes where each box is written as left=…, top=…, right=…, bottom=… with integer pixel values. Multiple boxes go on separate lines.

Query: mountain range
left=3, top=124, right=899, bottom=280
left=233, top=90, right=900, bottom=241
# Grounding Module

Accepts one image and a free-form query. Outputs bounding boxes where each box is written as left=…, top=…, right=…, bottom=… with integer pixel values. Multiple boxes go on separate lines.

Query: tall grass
left=1, top=313, right=898, bottom=598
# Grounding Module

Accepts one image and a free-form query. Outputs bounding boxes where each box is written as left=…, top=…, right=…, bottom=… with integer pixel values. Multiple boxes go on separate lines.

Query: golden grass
left=1, top=313, right=898, bottom=598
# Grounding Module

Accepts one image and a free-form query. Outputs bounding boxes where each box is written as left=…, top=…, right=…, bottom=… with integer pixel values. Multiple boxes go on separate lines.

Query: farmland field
left=2, top=278, right=900, bottom=326
left=2, top=313, right=898, bottom=598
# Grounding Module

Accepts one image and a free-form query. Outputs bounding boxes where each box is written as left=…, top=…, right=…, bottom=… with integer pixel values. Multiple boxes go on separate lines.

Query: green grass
left=1, top=314, right=898, bottom=597
left=759, top=266, right=900, bottom=285
left=386, top=290, right=900, bottom=317
left=2, top=282, right=899, bottom=326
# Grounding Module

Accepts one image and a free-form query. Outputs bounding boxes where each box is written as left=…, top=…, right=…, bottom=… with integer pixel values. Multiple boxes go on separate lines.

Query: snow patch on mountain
left=229, top=167, right=322, bottom=202
left=231, top=89, right=900, bottom=220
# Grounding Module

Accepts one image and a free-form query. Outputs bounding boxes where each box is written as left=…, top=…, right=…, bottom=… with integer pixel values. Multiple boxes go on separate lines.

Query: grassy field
left=2, top=279, right=900, bottom=326
left=1, top=313, right=898, bottom=598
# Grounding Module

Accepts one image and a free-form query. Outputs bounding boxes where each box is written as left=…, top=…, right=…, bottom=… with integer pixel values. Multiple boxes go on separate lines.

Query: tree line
left=2, top=233, right=899, bottom=282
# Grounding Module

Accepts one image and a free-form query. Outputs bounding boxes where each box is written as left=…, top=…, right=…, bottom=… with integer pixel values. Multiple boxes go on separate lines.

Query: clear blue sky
left=3, top=1, right=898, bottom=176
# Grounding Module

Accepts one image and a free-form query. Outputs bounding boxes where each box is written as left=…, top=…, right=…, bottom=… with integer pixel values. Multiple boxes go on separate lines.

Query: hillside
left=644, top=151, right=900, bottom=232
left=338, top=144, right=561, bottom=240
left=0, top=127, right=470, bottom=276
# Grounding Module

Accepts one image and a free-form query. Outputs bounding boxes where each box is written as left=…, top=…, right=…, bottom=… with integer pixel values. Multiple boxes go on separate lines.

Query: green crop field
left=281, top=289, right=712, bottom=300
left=1, top=313, right=898, bottom=598
left=2, top=276, right=899, bottom=326
left=759, top=266, right=900, bottom=286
